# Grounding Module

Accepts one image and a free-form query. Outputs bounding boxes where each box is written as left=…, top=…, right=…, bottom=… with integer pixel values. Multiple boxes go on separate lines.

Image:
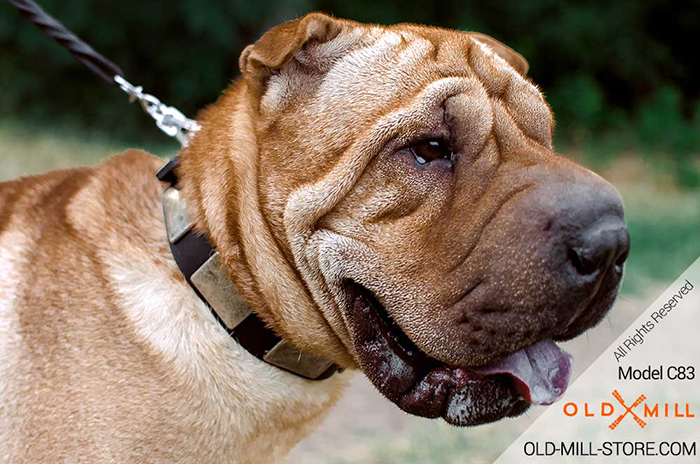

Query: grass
left=591, top=155, right=700, bottom=296
left=623, top=200, right=700, bottom=294
left=0, top=121, right=176, bottom=181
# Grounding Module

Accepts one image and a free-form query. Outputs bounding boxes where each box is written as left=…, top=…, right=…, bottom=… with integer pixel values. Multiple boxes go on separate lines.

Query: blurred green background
left=1, top=1, right=699, bottom=463
left=1, top=0, right=698, bottom=293
left=1, top=0, right=700, bottom=189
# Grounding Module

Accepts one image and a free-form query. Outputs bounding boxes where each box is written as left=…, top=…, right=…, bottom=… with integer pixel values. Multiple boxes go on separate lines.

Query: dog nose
left=520, top=166, right=628, bottom=291
left=545, top=174, right=629, bottom=292
left=568, top=219, right=630, bottom=279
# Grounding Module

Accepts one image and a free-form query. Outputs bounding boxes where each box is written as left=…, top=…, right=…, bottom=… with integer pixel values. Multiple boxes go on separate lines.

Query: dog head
left=191, top=13, right=629, bottom=427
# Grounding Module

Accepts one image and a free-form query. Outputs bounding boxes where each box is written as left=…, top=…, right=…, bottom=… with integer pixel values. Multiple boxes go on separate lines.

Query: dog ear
left=239, top=12, right=343, bottom=77
left=470, top=33, right=529, bottom=76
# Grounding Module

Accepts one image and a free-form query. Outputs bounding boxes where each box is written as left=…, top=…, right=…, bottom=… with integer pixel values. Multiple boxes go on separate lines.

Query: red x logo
left=609, top=390, right=647, bottom=430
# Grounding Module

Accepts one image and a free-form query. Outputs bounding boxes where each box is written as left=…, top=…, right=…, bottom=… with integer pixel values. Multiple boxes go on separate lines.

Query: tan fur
left=0, top=151, right=347, bottom=463
left=1, top=13, right=607, bottom=462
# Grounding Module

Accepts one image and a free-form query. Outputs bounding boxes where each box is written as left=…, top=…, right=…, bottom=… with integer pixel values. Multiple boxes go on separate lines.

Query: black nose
left=521, top=167, right=628, bottom=292
left=568, top=220, right=630, bottom=279
left=517, top=168, right=629, bottom=338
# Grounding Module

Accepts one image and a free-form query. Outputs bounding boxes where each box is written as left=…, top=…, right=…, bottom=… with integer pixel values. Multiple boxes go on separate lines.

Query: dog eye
left=408, top=139, right=452, bottom=165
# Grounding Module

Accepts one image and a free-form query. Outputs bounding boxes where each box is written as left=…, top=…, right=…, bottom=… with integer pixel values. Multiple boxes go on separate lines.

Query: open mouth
left=344, top=281, right=573, bottom=426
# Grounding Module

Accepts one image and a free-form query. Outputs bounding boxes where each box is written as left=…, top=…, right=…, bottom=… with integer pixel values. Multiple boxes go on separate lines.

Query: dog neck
left=175, top=79, right=355, bottom=370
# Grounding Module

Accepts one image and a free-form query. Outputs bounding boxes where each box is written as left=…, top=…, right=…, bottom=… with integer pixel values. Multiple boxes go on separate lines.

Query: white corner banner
left=495, top=257, right=700, bottom=463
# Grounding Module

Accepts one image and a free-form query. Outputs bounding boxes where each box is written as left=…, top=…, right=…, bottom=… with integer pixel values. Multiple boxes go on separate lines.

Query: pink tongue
left=471, top=339, right=573, bottom=405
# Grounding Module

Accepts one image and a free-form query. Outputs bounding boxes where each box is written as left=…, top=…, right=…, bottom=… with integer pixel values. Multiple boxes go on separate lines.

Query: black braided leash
left=7, top=0, right=123, bottom=86
left=7, top=0, right=200, bottom=146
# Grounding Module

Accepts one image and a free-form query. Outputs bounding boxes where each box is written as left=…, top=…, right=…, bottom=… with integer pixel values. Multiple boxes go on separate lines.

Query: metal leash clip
left=114, top=75, right=200, bottom=147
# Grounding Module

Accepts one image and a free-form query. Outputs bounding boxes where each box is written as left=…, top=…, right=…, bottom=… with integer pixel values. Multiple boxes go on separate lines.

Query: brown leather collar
left=156, top=158, right=339, bottom=380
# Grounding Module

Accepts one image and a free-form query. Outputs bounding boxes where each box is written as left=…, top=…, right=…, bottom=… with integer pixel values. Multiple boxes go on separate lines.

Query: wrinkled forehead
left=307, top=25, right=547, bottom=134
left=261, top=24, right=552, bottom=153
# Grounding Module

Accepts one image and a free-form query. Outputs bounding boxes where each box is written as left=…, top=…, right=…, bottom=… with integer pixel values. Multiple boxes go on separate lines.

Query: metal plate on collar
left=263, top=339, right=335, bottom=380
left=191, top=252, right=252, bottom=330
left=162, top=186, right=194, bottom=243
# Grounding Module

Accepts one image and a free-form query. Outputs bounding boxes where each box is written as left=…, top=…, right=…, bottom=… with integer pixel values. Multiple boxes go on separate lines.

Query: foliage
left=1, top=0, right=698, bottom=184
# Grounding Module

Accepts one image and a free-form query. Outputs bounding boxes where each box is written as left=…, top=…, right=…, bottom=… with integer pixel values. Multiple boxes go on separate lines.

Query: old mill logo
left=563, top=390, right=694, bottom=429
left=609, top=390, right=646, bottom=430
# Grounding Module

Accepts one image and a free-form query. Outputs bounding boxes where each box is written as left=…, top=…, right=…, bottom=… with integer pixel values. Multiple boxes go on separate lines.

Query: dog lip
left=343, top=281, right=530, bottom=426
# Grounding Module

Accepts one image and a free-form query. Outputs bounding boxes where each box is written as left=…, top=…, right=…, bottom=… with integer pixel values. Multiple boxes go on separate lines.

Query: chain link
left=114, top=75, right=200, bottom=147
